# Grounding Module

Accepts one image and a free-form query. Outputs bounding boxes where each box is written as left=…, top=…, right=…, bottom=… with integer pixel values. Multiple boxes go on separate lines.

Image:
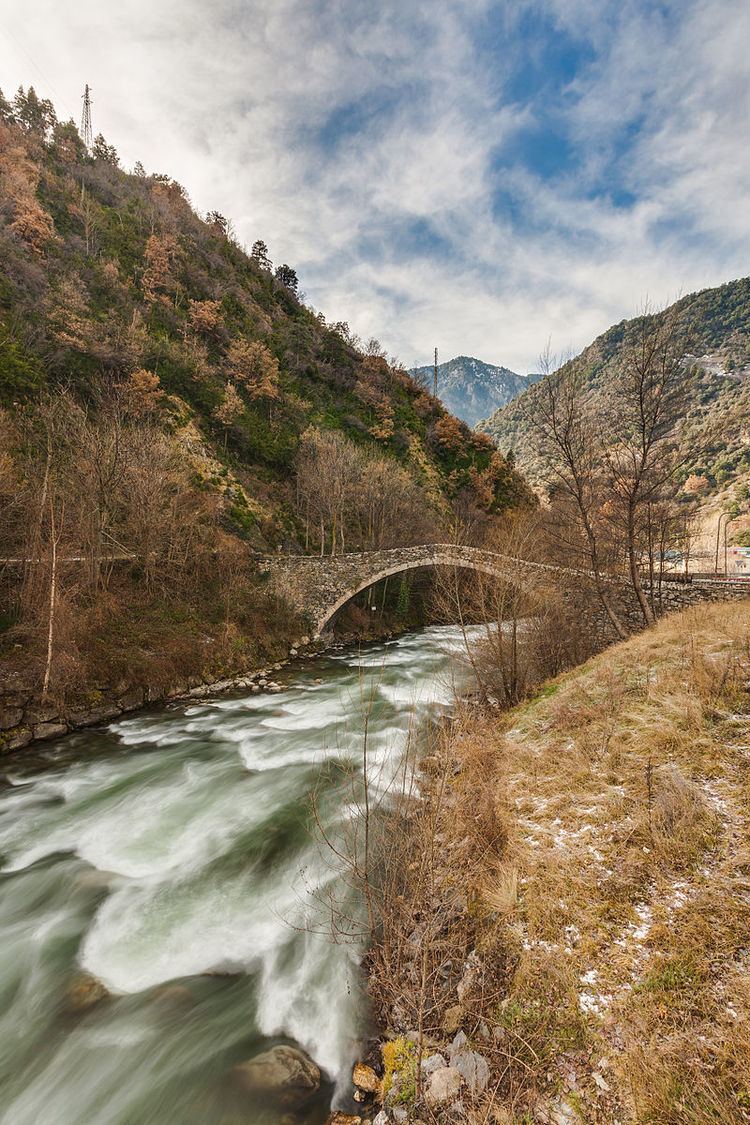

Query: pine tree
left=92, top=133, right=119, bottom=166
left=274, top=264, right=298, bottom=293
left=12, top=86, right=57, bottom=138
left=251, top=239, right=272, bottom=271
left=0, top=87, right=12, bottom=123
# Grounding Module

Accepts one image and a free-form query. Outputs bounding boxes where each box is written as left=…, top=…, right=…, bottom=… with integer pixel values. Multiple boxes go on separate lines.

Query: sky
left=1, top=0, right=749, bottom=372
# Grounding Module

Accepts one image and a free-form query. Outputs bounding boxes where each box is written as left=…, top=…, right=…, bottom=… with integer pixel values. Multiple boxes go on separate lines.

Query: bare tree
left=603, top=306, right=690, bottom=625
left=521, top=348, right=629, bottom=639
left=294, top=427, right=442, bottom=555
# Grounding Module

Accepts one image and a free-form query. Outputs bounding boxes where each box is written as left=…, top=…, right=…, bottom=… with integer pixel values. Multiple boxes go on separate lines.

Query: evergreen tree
left=206, top=210, right=227, bottom=234
left=0, top=87, right=13, bottom=123
left=92, top=133, right=119, bottom=166
left=251, top=239, right=272, bottom=271
left=51, top=120, right=86, bottom=163
left=274, top=263, right=298, bottom=293
left=12, top=86, right=57, bottom=137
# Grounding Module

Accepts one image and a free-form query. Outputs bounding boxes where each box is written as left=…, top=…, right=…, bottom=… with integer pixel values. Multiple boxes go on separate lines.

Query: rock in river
left=65, top=972, right=110, bottom=1012
left=352, top=1061, right=382, bottom=1094
left=233, top=1044, right=321, bottom=1108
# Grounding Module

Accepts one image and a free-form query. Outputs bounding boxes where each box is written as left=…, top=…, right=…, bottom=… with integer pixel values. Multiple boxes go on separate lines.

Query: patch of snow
left=578, top=990, right=612, bottom=1016
left=632, top=903, right=652, bottom=941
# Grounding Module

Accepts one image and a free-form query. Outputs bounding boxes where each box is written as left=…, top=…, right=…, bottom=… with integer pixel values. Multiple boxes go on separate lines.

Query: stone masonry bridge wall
left=257, top=543, right=750, bottom=643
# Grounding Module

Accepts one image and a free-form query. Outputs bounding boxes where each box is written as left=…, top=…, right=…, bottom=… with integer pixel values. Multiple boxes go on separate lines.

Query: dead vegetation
left=368, top=599, right=750, bottom=1123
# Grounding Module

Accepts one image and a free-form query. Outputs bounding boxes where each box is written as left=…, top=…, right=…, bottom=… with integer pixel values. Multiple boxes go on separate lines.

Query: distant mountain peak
left=410, top=355, right=541, bottom=426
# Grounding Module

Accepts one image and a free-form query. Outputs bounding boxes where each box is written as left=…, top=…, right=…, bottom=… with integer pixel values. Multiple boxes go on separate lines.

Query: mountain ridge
left=477, top=278, right=750, bottom=514
left=410, top=354, right=541, bottom=426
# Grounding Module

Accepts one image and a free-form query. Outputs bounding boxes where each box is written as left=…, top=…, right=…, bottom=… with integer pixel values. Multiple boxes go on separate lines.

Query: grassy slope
left=375, top=607, right=750, bottom=1125
left=385, top=600, right=750, bottom=1123
left=478, top=278, right=750, bottom=511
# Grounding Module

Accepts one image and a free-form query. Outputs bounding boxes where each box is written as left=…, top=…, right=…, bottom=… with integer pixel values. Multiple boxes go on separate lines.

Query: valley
left=2, top=6, right=750, bottom=1121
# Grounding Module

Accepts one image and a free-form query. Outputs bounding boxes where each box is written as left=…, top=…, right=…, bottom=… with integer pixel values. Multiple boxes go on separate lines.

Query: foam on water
left=0, top=624, right=479, bottom=1122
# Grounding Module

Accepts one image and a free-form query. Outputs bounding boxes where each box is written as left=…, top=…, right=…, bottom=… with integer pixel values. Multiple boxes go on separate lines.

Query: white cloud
left=0, top=0, right=748, bottom=373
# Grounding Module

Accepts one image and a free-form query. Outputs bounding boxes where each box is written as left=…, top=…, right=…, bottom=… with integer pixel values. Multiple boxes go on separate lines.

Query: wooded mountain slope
left=0, top=87, right=527, bottom=551
left=479, top=278, right=750, bottom=506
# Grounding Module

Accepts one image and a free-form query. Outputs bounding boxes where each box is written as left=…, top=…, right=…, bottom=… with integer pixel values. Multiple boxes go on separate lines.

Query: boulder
left=2, top=727, right=32, bottom=751
left=448, top=1031, right=489, bottom=1097
left=352, top=1062, right=382, bottom=1095
left=65, top=971, right=110, bottom=1012
left=325, top=1115, right=361, bottom=1125
left=206, top=679, right=234, bottom=694
left=0, top=706, right=23, bottom=731
left=442, top=1004, right=463, bottom=1034
left=420, top=1053, right=446, bottom=1075
left=425, top=1066, right=463, bottom=1106
left=68, top=703, right=122, bottom=729
left=233, top=1044, right=321, bottom=1109
left=26, top=702, right=59, bottom=725
left=118, top=688, right=145, bottom=711
left=33, top=721, right=68, bottom=741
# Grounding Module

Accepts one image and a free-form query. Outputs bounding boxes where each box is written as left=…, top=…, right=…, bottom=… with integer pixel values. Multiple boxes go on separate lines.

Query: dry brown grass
left=378, top=599, right=750, bottom=1123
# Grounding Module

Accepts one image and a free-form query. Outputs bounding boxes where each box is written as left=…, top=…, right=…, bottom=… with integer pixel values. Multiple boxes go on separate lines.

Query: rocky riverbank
left=0, top=609, right=417, bottom=756
left=0, top=633, right=314, bottom=754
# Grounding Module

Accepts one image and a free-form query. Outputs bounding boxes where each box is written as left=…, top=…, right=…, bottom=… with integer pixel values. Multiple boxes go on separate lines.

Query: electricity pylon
left=80, top=84, right=93, bottom=151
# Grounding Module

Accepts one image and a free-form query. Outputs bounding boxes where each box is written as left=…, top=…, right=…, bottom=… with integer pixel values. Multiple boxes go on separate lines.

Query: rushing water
left=0, top=624, right=479, bottom=1124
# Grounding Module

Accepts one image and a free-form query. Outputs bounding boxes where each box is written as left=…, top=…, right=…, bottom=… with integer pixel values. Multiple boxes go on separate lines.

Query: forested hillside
left=480, top=279, right=750, bottom=506
left=0, top=86, right=528, bottom=718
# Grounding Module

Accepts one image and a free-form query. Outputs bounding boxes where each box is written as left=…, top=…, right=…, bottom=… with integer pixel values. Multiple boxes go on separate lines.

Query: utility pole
left=433, top=347, right=438, bottom=399
left=80, top=84, right=93, bottom=151
left=714, top=511, right=733, bottom=576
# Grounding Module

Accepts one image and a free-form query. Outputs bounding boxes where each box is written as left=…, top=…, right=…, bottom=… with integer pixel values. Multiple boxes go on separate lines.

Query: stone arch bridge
left=256, top=543, right=749, bottom=639
left=259, top=544, right=559, bottom=636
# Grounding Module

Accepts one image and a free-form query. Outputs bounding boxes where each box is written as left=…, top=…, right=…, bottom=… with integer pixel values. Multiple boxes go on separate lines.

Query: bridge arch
left=315, top=555, right=511, bottom=635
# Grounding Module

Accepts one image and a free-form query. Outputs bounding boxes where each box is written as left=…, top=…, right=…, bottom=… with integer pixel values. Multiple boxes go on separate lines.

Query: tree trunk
left=580, top=508, right=629, bottom=639
left=41, top=499, right=59, bottom=703
left=627, top=502, right=655, bottom=625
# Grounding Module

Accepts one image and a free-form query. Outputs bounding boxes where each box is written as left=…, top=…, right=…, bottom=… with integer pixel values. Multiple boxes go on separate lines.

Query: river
left=0, top=624, right=480, bottom=1124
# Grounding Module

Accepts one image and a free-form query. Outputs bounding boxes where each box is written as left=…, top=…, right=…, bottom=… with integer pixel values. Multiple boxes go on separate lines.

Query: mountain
left=478, top=278, right=750, bottom=515
left=0, top=86, right=531, bottom=715
left=410, top=355, right=541, bottom=426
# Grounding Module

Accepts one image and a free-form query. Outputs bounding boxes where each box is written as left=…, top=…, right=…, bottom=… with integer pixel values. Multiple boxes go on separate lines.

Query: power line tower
left=80, top=84, right=93, bottom=151
left=433, top=347, right=439, bottom=399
